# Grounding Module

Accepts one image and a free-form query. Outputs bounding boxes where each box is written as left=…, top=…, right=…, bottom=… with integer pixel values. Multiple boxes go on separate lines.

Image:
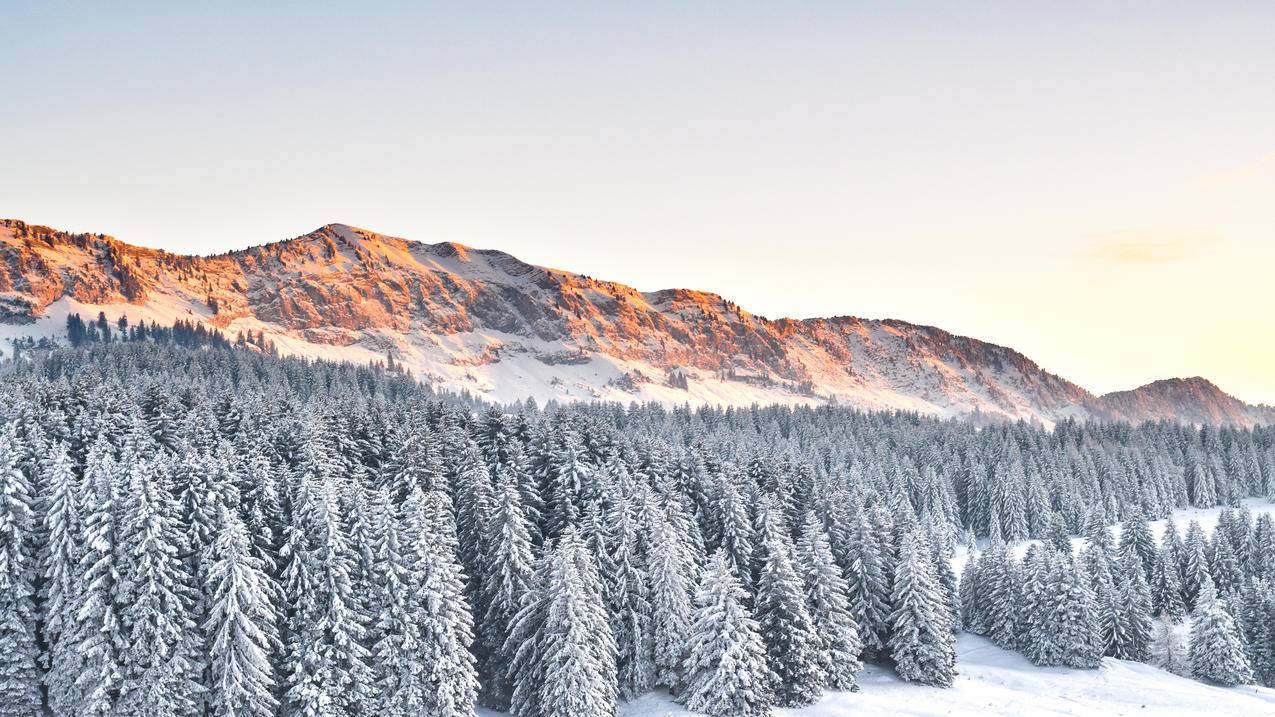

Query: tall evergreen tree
left=888, top=531, right=956, bottom=687
left=477, top=468, right=536, bottom=710
left=1189, top=575, right=1254, bottom=686
left=0, top=424, right=39, bottom=716
left=844, top=510, right=891, bottom=656
left=795, top=514, right=863, bottom=691
left=680, top=550, right=775, bottom=717
left=73, top=437, right=125, bottom=716
left=404, top=489, right=479, bottom=717
left=645, top=509, right=694, bottom=692
left=754, top=519, right=823, bottom=707
left=508, top=531, right=617, bottom=717
left=205, top=508, right=280, bottom=717
left=38, top=441, right=83, bottom=714
left=116, top=455, right=202, bottom=717
left=1150, top=546, right=1187, bottom=622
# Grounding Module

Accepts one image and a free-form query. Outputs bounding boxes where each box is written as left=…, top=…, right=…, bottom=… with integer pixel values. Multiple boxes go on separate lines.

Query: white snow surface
left=477, top=631, right=1275, bottom=717
left=474, top=499, right=1275, bottom=717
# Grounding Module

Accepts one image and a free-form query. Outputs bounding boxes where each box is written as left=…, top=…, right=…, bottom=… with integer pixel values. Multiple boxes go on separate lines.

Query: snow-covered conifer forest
left=2, top=337, right=1275, bottom=716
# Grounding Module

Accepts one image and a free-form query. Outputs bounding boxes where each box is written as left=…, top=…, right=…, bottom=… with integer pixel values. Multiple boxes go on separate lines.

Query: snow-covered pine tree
left=510, top=530, right=617, bottom=717
left=1209, top=530, right=1243, bottom=597
left=959, top=549, right=983, bottom=634
left=754, top=512, right=823, bottom=707
left=1100, top=558, right=1152, bottom=662
left=795, top=513, right=863, bottom=691
left=888, top=530, right=956, bottom=687
left=478, top=467, right=536, bottom=710
left=1118, top=510, right=1156, bottom=583
left=546, top=436, right=593, bottom=540
left=116, top=454, right=202, bottom=717
left=1237, top=578, right=1275, bottom=687
left=1189, top=574, right=1254, bottom=685
left=645, top=508, right=694, bottom=692
left=1150, top=544, right=1187, bottom=622
left=369, top=488, right=426, bottom=713
left=205, top=508, right=280, bottom=717
left=844, top=509, right=891, bottom=656
left=713, top=476, right=756, bottom=589
left=980, top=540, right=1021, bottom=650
left=38, top=440, right=83, bottom=714
left=1019, top=546, right=1055, bottom=665
left=283, top=474, right=375, bottom=717
left=73, top=436, right=125, bottom=716
left=404, top=488, right=479, bottom=717
left=1182, top=521, right=1212, bottom=610
left=680, top=550, right=775, bottom=717
left=1054, top=554, right=1102, bottom=668
left=601, top=489, right=655, bottom=700
left=0, top=423, right=39, bottom=716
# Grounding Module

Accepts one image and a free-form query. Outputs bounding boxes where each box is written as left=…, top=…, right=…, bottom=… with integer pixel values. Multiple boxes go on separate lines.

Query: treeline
left=962, top=507, right=1275, bottom=686
left=65, top=311, right=234, bottom=350
left=0, top=341, right=1272, bottom=717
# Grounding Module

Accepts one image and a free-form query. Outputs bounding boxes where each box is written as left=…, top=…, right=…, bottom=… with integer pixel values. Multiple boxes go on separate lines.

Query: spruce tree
left=1189, top=575, right=1254, bottom=685
left=509, top=531, right=617, bottom=717
left=646, top=510, right=694, bottom=692
left=845, top=511, right=891, bottom=656
left=478, top=468, right=536, bottom=710
left=405, top=489, right=479, bottom=717
left=39, top=441, right=83, bottom=714
left=888, top=531, right=956, bottom=687
left=601, top=490, right=654, bottom=700
left=754, top=519, right=823, bottom=706
left=116, top=455, right=202, bottom=717
left=1150, top=546, right=1187, bottom=622
left=681, top=550, right=775, bottom=717
left=205, top=509, right=279, bottom=717
left=0, top=424, right=39, bottom=716
left=796, top=514, right=863, bottom=691
left=74, top=437, right=125, bottom=716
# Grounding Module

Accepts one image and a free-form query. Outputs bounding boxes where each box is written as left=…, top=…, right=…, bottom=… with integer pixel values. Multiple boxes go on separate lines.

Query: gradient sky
left=5, top=2, right=1274, bottom=403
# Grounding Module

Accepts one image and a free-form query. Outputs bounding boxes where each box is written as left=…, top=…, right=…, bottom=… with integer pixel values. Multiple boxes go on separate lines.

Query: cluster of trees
left=0, top=339, right=1272, bottom=717
left=66, top=312, right=234, bottom=350
left=961, top=507, right=1275, bottom=686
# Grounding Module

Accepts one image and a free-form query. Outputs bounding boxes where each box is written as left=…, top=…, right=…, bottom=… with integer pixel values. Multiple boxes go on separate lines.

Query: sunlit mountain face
left=2, top=218, right=1271, bottom=426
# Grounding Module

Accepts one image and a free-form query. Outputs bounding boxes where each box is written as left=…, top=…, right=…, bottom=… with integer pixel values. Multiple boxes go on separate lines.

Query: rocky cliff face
left=1, top=218, right=1268, bottom=426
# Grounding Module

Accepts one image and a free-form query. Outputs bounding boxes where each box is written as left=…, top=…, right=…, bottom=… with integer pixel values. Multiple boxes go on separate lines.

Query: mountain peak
left=0, top=217, right=1268, bottom=426
left=1091, top=376, right=1273, bottom=427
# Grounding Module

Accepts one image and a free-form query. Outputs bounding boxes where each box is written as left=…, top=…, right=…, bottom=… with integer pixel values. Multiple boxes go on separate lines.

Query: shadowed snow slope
left=2, top=218, right=1272, bottom=425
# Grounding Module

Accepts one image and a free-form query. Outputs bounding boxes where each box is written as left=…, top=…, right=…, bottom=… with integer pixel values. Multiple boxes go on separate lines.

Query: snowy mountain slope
left=477, top=632, right=1275, bottom=717
left=1090, top=377, right=1275, bottom=427
left=1, top=217, right=1270, bottom=425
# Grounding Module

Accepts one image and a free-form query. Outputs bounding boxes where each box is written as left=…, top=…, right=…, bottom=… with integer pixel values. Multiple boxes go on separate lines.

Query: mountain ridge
left=1, top=217, right=1270, bottom=426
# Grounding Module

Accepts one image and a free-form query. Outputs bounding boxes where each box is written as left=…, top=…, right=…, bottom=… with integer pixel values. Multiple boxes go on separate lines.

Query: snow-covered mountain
left=1, top=218, right=1270, bottom=426
left=1090, top=377, right=1275, bottom=428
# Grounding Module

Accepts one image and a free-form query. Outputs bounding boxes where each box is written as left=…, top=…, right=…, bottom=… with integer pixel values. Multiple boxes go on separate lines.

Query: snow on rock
left=2, top=217, right=1272, bottom=425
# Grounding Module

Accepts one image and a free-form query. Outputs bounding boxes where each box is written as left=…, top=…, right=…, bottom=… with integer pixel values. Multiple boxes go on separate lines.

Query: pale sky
left=5, top=2, right=1274, bottom=403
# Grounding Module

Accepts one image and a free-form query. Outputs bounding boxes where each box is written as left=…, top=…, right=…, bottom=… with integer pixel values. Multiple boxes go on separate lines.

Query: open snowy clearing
left=479, top=632, right=1275, bottom=717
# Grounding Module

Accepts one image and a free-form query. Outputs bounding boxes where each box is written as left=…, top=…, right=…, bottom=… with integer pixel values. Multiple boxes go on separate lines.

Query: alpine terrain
left=1, top=218, right=1271, bottom=426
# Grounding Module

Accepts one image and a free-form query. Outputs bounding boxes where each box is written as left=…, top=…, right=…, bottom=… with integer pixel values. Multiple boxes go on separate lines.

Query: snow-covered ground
left=476, top=499, right=1275, bottom=717
left=478, top=632, right=1275, bottom=717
